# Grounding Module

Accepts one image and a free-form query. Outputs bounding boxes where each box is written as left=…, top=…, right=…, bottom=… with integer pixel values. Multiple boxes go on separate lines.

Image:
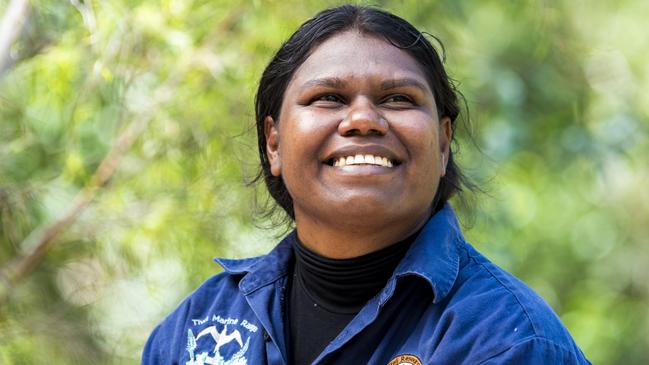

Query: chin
left=324, top=195, right=412, bottom=223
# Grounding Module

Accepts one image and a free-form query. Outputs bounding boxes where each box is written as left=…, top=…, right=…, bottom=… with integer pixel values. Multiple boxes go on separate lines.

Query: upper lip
left=322, top=144, right=403, bottom=165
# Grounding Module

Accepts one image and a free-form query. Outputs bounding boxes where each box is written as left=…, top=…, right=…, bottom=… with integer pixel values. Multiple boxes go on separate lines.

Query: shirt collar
left=215, top=232, right=295, bottom=294
left=392, top=203, right=462, bottom=303
left=214, top=204, right=462, bottom=300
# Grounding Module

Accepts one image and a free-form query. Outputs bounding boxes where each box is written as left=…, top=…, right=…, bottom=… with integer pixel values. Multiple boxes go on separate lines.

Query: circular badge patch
left=387, top=354, right=423, bottom=365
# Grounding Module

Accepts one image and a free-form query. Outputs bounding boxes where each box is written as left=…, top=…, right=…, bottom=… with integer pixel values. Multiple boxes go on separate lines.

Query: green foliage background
left=1, top=0, right=647, bottom=363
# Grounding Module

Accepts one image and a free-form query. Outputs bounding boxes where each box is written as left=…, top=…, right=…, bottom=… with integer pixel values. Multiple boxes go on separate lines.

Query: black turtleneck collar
left=292, top=232, right=417, bottom=314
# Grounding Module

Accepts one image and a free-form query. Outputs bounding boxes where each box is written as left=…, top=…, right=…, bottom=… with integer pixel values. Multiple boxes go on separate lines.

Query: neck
left=292, top=232, right=417, bottom=312
left=293, top=207, right=431, bottom=259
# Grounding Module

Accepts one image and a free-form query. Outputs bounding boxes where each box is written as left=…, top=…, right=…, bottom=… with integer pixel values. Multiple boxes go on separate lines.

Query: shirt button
left=263, top=329, right=271, bottom=342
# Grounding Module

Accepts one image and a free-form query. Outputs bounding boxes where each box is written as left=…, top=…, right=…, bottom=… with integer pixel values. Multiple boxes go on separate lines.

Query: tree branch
left=0, top=3, right=246, bottom=306
left=0, top=0, right=31, bottom=76
left=0, top=83, right=175, bottom=305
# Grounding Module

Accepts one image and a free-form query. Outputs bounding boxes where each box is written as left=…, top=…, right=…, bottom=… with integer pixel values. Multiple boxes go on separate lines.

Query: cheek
left=278, top=110, right=332, bottom=171
left=398, top=115, right=441, bottom=187
left=396, top=113, right=440, bottom=158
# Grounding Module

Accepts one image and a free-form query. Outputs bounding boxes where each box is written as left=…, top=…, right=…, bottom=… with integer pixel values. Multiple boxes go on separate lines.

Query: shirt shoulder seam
left=475, top=335, right=580, bottom=364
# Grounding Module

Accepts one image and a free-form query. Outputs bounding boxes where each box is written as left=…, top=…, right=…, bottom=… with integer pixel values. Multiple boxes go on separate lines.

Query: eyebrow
left=299, top=77, right=429, bottom=93
left=380, top=78, right=429, bottom=93
left=300, top=77, right=347, bottom=91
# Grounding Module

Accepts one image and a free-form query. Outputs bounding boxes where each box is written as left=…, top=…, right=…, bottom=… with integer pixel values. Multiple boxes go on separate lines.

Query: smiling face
left=265, top=31, right=451, bottom=256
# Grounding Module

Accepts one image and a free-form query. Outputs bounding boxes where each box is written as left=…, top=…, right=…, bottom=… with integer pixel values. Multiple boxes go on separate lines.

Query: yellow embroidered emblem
left=387, top=354, right=423, bottom=365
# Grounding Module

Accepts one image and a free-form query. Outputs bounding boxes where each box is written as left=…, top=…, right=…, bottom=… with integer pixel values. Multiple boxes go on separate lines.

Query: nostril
left=338, top=108, right=388, bottom=137
left=342, top=128, right=359, bottom=137
left=340, top=127, right=385, bottom=137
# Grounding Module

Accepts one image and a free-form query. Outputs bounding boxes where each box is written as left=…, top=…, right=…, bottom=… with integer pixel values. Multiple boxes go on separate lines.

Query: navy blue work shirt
left=142, top=205, right=591, bottom=364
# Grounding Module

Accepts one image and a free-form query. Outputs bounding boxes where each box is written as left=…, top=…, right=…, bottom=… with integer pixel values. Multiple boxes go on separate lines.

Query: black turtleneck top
left=288, top=235, right=416, bottom=365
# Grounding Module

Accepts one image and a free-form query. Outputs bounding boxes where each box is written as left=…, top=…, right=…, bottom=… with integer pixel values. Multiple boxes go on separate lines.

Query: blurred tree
left=0, top=1, right=647, bottom=364
left=0, top=0, right=30, bottom=74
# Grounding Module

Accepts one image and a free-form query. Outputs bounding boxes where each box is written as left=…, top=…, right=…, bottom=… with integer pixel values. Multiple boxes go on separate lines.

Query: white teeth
left=333, top=154, right=395, bottom=167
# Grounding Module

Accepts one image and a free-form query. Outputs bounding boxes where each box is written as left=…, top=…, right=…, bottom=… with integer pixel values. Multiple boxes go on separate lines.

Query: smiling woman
left=264, top=31, right=450, bottom=259
left=142, top=5, right=591, bottom=365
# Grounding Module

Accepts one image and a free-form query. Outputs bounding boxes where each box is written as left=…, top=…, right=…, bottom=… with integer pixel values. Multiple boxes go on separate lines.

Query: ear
left=439, top=116, right=452, bottom=177
left=264, top=116, right=282, bottom=177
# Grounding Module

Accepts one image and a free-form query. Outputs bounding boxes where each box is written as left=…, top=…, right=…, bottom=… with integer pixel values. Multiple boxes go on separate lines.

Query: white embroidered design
left=186, top=325, right=250, bottom=365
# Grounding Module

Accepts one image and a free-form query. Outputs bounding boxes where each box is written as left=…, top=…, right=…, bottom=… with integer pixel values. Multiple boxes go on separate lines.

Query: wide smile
left=322, top=145, right=403, bottom=172
left=328, top=154, right=396, bottom=168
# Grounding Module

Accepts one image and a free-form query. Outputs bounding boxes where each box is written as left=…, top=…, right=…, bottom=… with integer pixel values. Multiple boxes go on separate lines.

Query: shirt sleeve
left=141, top=324, right=167, bottom=365
left=141, top=291, right=197, bottom=364
left=477, top=337, right=592, bottom=365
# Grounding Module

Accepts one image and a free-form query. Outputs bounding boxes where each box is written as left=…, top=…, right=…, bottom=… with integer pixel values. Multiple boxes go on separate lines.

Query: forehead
left=289, top=31, right=430, bottom=90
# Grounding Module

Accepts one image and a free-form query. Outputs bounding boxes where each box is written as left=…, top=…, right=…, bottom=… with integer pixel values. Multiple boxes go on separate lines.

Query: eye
left=319, top=94, right=342, bottom=102
left=310, top=94, right=344, bottom=107
left=382, top=94, right=415, bottom=106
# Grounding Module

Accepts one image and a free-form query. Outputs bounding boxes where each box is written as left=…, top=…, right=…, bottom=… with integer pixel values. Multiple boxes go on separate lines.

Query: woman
left=143, top=5, right=591, bottom=365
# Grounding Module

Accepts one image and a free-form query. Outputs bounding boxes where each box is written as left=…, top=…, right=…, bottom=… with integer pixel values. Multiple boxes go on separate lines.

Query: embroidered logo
left=388, top=354, right=423, bottom=365
left=186, top=315, right=258, bottom=365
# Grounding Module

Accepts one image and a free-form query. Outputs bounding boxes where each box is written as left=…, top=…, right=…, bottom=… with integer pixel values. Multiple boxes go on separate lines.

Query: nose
left=338, top=98, right=388, bottom=137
